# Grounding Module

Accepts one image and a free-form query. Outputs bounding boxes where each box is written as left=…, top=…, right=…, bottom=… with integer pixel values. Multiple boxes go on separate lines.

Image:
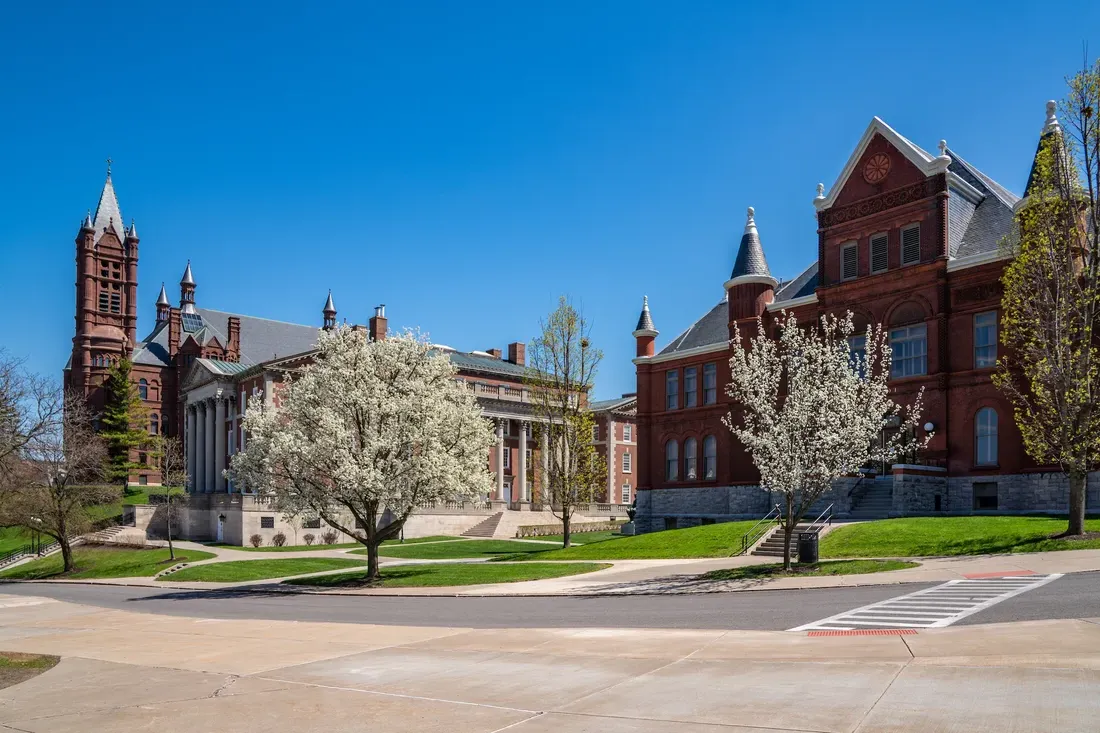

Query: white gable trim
left=766, top=293, right=819, bottom=312
left=814, top=117, right=951, bottom=212
left=946, top=249, right=1012, bottom=272
left=633, top=342, right=727, bottom=366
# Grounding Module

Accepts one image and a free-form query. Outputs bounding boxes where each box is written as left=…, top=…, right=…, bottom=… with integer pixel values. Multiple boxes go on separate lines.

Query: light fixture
left=923, top=422, right=935, bottom=432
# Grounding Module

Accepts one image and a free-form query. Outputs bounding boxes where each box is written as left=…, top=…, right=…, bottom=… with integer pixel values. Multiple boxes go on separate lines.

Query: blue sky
left=1, top=1, right=1097, bottom=398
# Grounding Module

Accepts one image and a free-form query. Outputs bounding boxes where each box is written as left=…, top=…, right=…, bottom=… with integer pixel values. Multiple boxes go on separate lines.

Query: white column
left=194, top=403, right=206, bottom=492
left=517, top=421, right=528, bottom=503
left=607, top=417, right=616, bottom=503
left=540, top=426, right=549, bottom=505
left=205, top=399, right=216, bottom=493
left=495, top=419, right=505, bottom=501
left=186, top=406, right=196, bottom=492
left=215, top=395, right=227, bottom=493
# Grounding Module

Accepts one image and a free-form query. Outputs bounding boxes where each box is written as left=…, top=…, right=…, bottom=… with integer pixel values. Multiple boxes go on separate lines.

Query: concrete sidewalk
left=0, top=592, right=1097, bottom=731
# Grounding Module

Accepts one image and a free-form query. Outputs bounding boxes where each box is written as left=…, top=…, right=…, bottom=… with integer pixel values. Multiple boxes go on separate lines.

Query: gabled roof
left=814, top=117, right=950, bottom=211
left=947, top=149, right=1018, bottom=259
left=589, top=394, right=636, bottom=413
left=195, top=308, right=318, bottom=366
left=773, top=262, right=819, bottom=302
left=197, top=358, right=252, bottom=377
left=445, top=350, right=529, bottom=378
left=656, top=299, right=729, bottom=356
left=92, top=174, right=125, bottom=244
left=132, top=322, right=172, bottom=367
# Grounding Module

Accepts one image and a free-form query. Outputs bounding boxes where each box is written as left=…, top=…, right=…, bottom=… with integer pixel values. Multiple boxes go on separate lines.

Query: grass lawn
left=820, top=516, right=1100, bottom=558
left=284, top=562, right=609, bottom=588
left=535, top=530, right=626, bottom=546
left=0, top=528, right=32, bottom=556
left=498, top=520, right=761, bottom=561
left=163, top=557, right=367, bottom=582
left=0, top=652, right=59, bottom=690
left=382, top=535, right=461, bottom=545
left=701, top=559, right=918, bottom=582
left=0, top=546, right=216, bottom=580
left=373, top=539, right=555, bottom=559
left=218, top=542, right=362, bottom=553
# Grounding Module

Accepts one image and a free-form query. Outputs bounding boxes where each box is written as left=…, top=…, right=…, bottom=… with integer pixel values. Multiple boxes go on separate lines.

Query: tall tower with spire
left=322, top=290, right=337, bottom=330
left=68, top=163, right=140, bottom=404
left=724, top=207, right=777, bottom=340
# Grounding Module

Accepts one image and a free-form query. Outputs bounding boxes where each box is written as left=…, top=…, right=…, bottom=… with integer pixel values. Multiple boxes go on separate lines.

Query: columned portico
left=607, top=416, right=616, bottom=502
left=195, top=402, right=207, bottom=492
left=186, top=405, right=197, bottom=491
left=204, top=398, right=216, bottom=493
left=214, top=393, right=227, bottom=493
left=540, top=428, right=549, bottom=504
left=495, top=419, right=505, bottom=501
left=517, top=420, right=529, bottom=503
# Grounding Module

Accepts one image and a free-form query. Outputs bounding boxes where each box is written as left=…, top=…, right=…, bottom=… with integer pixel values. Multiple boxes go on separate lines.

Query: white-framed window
left=501, top=419, right=511, bottom=437
left=502, top=448, right=511, bottom=470
left=703, top=435, right=717, bottom=479
left=703, top=363, right=717, bottom=405
left=848, top=335, right=867, bottom=376
left=623, top=423, right=633, bottom=442
left=149, top=413, right=159, bottom=435
left=974, top=311, right=997, bottom=368
left=684, top=437, right=698, bottom=480
left=901, top=224, right=921, bottom=265
left=665, top=440, right=678, bottom=481
left=841, top=242, right=858, bottom=280
left=975, top=407, right=998, bottom=466
left=684, top=367, right=698, bottom=408
left=592, top=423, right=600, bottom=441
left=621, top=483, right=631, bottom=504
left=622, top=452, right=632, bottom=473
left=138, top=379, right=148, bottom=400
left=526, top=448, right=532, bottom=467
left=890, top=324, right=927, bottom=378
left=870, top=232, right=889, bottom=273
left=666, top=370, right=679, bottom=410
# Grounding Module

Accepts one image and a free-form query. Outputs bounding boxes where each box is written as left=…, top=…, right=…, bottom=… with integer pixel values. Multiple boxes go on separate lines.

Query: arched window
left=684, top=438, right=698, bottom=480
left=138, top=379, right=148, bottom=400
left=975, top=408, right=998, bottom=466
left=665, top=440, right=679, bottom=481
left=703, top=435, right=717, bottom=480
left=149, top=413, right=159, bottom=435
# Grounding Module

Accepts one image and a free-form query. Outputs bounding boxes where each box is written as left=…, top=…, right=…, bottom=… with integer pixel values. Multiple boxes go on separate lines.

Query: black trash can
left=798, top=531, right=819, bottom=564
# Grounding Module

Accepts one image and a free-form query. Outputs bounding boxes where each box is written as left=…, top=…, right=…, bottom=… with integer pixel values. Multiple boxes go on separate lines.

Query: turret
left=633, top=296, right=658, bottom=358
left=724, top=207, right=777, bottom=330
left=180, top=261, right=196, bottom=315
left=1021, top=100, right=1069, bottom=204
left=156, top=283, right=171, bottom=324
left=322, top=290, right=337, bottom=330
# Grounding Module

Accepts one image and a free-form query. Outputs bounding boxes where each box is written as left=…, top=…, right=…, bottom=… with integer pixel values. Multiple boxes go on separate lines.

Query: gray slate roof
left=196, top=308, right=319, bottom=366
left=774, top=262, right=819, bottom=302
left=946, top=149, right=1019, bottom=258
left=730, top=220, right=772, bottom=279
left=589, top=394, right=636, bottom=412
left=657, top=299, right=729, bottom=356
left=635, top=297, right=655, bottom=332
left=132, top=322, right=173, bottom=367
left=197, top=358, right=253, bottom=377
left=92, top=175, right=125, bottom=244
left=444, top=350, right=529, bottom=378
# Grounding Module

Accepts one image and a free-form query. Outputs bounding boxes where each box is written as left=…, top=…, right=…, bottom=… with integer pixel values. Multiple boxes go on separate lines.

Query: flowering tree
left=725, top=312, right=927, bottom=569
left=229, top=327, right=494, bottom=581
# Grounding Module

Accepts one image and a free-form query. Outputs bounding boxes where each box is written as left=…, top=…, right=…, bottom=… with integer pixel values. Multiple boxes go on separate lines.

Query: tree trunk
left=365, top=541, right=381, bottom=581
left=782, top=495, right=794, bottom=571
left=562, top=511, right=571, bottom=548
left=60, top=539, right=74, bottom=573
left=1068, top=469, right=1087, bottom=536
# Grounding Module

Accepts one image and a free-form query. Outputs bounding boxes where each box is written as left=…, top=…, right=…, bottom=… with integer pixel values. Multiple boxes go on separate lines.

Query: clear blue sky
left=1, top=1, right=1097, bottom=398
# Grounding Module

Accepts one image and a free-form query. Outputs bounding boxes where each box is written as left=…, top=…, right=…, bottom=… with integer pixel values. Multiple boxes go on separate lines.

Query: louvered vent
left=870, top=233, right=889, bottom=273
left=901, top=225, right=921, bottom=265
left=842, top=243, right=858, bottom=280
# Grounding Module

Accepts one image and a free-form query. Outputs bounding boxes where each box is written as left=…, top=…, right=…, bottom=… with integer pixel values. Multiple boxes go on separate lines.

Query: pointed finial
left=634, top=295, right=657, bottom=334
left=127, top=218, right=138, bottom=239
left=1043, top=100, right=1061, bottom=135
left=643, top=295, right=649, bottom=308
left=744, top=206, right=757, bottom=234
left=81, top=210, right=93, bottom=231
left=105, top=157, right=112, bottom=176
left=815, top=183, right=825, bottom=199
left=938, top=139, right=948, bottom=156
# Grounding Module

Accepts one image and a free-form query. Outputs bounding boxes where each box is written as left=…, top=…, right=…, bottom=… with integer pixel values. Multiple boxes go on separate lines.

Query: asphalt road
left=3, top=571, right=1097, bottom=630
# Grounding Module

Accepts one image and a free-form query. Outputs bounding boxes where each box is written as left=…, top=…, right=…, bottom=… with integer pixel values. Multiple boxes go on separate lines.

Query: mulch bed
left=0, top=652, right=59, bottom=690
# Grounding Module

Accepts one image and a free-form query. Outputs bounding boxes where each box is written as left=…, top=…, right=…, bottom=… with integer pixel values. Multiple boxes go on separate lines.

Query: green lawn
left=163, top=557, right=367, bottom=582
left=285, top=562, right=609, bottom=588
left=374, top=539, right=555, bottom=559
left=214, top=542, right=362, bottom=553
left=382, top=535, right=461, bottom=545
left=0, top=528, right=32, bottom=556
left=499, top=520, right=761, bottom=561
left=821, top=516, right=1100, bottom=558
left=534, top=530, right=626, bottom=546
left=0, top=546, right=216, bottom=580
left=701, top=559, right=918, bottom=581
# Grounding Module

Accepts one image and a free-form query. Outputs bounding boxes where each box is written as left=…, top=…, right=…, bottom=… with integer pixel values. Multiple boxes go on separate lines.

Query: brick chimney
left=168, top=309, right=181, bottom=358
left=226, top=316, right=241, bottom=361
left=507, top=342, right=525, bottom=366
left=487, top=348, right=503, bottom=359
left=369, top=304, right=387, bottom=342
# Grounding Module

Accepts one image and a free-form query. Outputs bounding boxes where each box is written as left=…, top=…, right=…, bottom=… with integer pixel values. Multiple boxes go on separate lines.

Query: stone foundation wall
left=634, top=485, right=773, bottom=534
left=945, top=472, right=1100, bottom=514
left=893, top=470, right=948, bottom=515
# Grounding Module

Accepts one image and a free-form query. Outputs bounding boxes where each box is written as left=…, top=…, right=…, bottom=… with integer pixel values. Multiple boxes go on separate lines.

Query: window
left=973, top=481, right=998, bottom=510
left=665, top=440, right=679, bottom=481
left=503, top=448, right=511, bottom=470
left=974, top=311, right=997, bottom=368
left=260, top=516, right=275, bottom=529
left=526, top=448, right=532, bottom=468
left=592, top=424, right=600, bottom=441
left=623, top=423, right=633, bottom=442
left=890, top=324, right=927, bottom=377
left=665, top=370, right=679, bottom=410
left=870, top=233, right=889, bottom=273
left=303, top=517, right=321, bottom=529
left=622, top=451, right=632, bottom=473
left=138, top=452, right=147, bottom=465
left=901, top=224, right=921, bottom=265
left=975, top=407, right=998, bottom=466
left=99, top=293, right=109, bottom=312
left=664, top=517, right=678, bottom=531
left=501, top=420, right=510, bottom=437
left=621, top=484, right=630, bottom=504
left=684, top=367, right=698, bottom=408
left=703, top=435, right=717, bottom=480
left=703, top=363, right=717, bottom=405
left=848, top=335, right=867, bottom=374
left=138, top=379, right=148, bottom=400
left=109, top=293, right=121, bottom=314
left=138, top=475, right=148, bottom=486
left=700, top=517, right=716, bottom=525
left=684, top=437, right=698, bottom=480
left=841, top=242, right=858, bottom=280
left=149, top=413, right=158, bottom=435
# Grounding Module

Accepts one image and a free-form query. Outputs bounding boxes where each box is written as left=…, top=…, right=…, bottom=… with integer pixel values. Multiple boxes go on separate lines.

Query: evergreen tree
left=99, top=359, right=148, bottom=488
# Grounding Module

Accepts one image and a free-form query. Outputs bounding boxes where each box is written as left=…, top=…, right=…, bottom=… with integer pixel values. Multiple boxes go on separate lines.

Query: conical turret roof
left=634, top=295, right=657, bottom=335
left=1024, top=100, right=1069, bottom=198
left=180, top=261, right=195, bottom=286
left=729, top=207, right=773, bottom=281
left=156, top=283, right=170, bottom=307
left=323, top=290, right=337, bottom=315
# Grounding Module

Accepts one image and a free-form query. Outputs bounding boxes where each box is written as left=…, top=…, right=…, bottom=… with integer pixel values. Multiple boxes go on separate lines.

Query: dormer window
left=901, top=224, right=921, bottom=265
left=841, top=242, right=858, bottom=280
left=870, top=233, right=889, bottom=274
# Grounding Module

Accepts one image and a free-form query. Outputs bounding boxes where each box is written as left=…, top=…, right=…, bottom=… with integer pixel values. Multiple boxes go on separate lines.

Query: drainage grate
left=807, top=629, right=917, bottom=637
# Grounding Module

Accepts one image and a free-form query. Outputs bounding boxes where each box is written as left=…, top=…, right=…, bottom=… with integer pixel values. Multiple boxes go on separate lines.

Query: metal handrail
left=803, top=502, right=835, bottom=536
left=738, top=503, right=782, bottom=555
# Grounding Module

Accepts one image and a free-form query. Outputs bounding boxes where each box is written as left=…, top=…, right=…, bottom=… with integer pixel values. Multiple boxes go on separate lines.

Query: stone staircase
left=848, top=477, right=894, bottom=520
left=462, top=513, right=503, bottom=538
left=83, top=526, right=126, bottom=544
left=751, top=522, right=818, bottom=558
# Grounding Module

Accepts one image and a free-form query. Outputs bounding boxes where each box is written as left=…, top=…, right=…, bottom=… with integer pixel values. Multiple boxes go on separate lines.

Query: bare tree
left=527, top=297, right=606, bottom=548
left=150, top=436, right=187, bottom=561
left=995, top=62, right=1100, bottom=537
left=0, top=351, right=64, bottom=493
left=5, top=395, right=117, bottom=572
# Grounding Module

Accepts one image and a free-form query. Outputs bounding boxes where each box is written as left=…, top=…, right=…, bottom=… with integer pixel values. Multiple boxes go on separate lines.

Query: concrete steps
left=462, top=513, right=503, bottom=538
left=848, top=478, right=893, bottom=519
left=751, top=523, right=816, bottom=557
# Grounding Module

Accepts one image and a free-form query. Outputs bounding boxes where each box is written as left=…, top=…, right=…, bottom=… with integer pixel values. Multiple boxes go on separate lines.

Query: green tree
left=99, top=359, right=149, bottom=488
left=527, top=297, right=606, bottom=548
left=994, top=62, right=1100, bottom=537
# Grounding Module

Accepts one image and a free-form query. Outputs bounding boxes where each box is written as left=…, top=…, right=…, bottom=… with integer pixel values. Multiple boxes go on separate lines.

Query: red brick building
left=589, top=394, right=638, bottom=505
left=631, top=104, right=1097, bottom=533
